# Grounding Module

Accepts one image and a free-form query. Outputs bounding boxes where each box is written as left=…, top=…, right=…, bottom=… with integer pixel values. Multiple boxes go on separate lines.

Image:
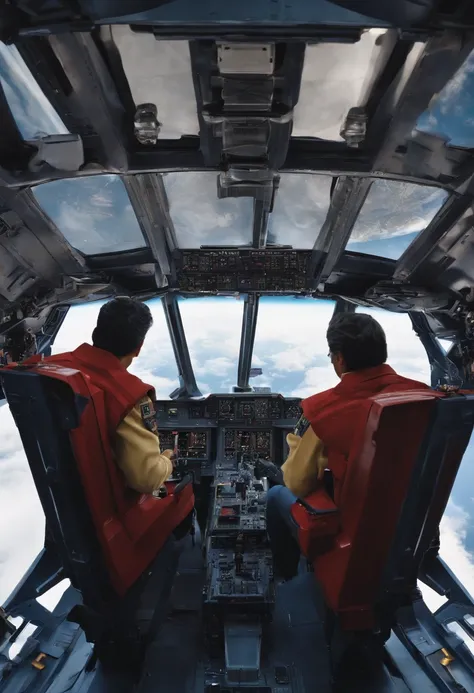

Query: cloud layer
left=32, top=175, right=146, bottom=256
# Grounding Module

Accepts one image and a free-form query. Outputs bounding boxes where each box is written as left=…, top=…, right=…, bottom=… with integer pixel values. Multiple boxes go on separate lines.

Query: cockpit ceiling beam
left=371, top=31, right=474, bottom=180
left=252, top=199, right=270, bottom=249
left=45, top=32, right=130, bottom=171
left=0, top=83, right=34, bottom=181
left=410, top=311, right=461, bottom=388
left=332, top=298, right=356, bottom=316
left=0, top=186, right=84, bottom=278
left=235, top=293, right=259, bottom=393
left=161, top=294, right=202, bottom=400
left=312, top=176, right=372, bottom=288
left=394, top=189, right=472, bottom=283
left=123, top=174, right=171, bottom=278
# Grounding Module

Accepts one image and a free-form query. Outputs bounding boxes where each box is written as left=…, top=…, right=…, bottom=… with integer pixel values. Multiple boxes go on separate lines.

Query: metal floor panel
left=136, top=534, right=332, bottom=693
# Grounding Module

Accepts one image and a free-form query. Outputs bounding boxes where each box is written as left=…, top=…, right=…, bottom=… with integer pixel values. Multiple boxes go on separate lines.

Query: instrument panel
left=155, top=393, right=301, bottom=424
left=155, top=393, right=301, bottom=478
left=159, top=430, right=208, bottom=458
left=223, top=429, right=272, bottom=460
left=173, top=249, right=312, bottom=293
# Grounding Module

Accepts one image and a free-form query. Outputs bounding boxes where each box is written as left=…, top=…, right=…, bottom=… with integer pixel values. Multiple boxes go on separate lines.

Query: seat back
left=310, top=391, right=474, bottom=631
left=381, top=393, right=474, bottom=596
left=0, top=364, right=194, bottom=602
left=0, top=368, right=112, bottom=610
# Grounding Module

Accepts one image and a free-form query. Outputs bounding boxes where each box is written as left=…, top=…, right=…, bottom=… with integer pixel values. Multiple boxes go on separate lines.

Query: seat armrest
left=295, top=485, right=339, bottom=516
left=172, top=474, right=193, bottom=495
left=295, top=497, right=339, bottom=515
left=291, top=486, right=340, bottom=558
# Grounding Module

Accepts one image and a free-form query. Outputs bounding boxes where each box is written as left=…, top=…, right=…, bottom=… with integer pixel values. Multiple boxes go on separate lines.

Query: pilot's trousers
left=266, top=484, right=301, bottom=580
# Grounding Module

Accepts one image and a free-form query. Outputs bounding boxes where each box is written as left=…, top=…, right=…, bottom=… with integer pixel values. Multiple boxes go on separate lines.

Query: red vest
left=302, top=364, right=432, bottom=501
left=40, top=343, right=154, bottom=439
left=19, top=343, right=194, bottom=595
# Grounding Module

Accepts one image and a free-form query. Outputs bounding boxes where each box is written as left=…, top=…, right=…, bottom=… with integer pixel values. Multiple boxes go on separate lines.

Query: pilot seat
left=0, top=362, right=195, bottom=672
left=289, top=389, right=474, bottom=675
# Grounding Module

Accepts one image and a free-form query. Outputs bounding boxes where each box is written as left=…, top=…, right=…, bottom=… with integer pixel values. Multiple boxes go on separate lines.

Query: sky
left=0, top=296, right=473, bottom=620
left=416, top=48, right=474, bottom=148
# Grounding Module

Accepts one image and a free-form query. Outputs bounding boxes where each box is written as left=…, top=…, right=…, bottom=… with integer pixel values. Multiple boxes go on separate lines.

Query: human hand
left=163, top=449, right=177, bottom=465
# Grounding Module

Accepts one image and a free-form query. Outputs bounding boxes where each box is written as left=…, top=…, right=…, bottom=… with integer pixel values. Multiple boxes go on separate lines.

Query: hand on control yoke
left=162, top=449, right=177, bottom=466
left=254, top=458, right=283, bottom=487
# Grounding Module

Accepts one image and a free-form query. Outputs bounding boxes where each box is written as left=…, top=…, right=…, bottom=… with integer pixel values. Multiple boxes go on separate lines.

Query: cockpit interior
left=1, top=1, right=474, bottom=692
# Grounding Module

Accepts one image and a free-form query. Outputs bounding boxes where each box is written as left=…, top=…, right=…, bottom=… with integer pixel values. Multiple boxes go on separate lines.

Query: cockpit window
left=292, top=30, right=385, bottom=141
left=355, top=306, right=430, bottom=382
left=267, top=174, right=332, bottom=248
left=416, top=49, right=474, bottom=149
left=162, top=172, right=253, bottom=248
left=346, top=180, right=448, bottom=260
left=251, top=297, right=338, bottom=396
left=32, top=175, right=147, bottom=256
left=178, top=296, right=244, bottom=392
left=0, top=42, right=68, bottom=140
left=51, top=299, right=180, bottom=397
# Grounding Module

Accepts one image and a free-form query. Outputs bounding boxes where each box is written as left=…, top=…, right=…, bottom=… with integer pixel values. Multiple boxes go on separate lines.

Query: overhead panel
left=32, top=175, right=147, bottom=255
left=293, top=29, right=385, bottom=141
left=108, top=26, right=199, bottom=139
left=416, top=48, right=474, bottom=149
left=188, top=39, right=303, bottom=241
left=267, top=173, right=332, bottom=248
left=346, top=179, right=449, bottom=260
left=0, top=42, right=68, bottom=140
left=162, top=172, right=253, bottom=248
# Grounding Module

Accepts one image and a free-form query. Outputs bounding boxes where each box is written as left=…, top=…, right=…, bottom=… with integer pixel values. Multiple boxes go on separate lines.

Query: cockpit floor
left=136, top=528, right=332, bottom=693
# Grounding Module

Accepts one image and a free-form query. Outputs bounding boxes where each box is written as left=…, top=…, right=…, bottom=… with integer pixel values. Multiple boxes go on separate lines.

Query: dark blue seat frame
left=0, top=368, right=180, bottom=667
left=327, top=393, right=474, bottom=688
left=1, top=369, right=113, bottom=610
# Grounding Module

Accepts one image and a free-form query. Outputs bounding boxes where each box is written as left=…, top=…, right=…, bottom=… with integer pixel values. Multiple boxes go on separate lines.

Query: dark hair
left=92, top=296, right=153, bottom=358
left=327, top=312, right=387, bottom=371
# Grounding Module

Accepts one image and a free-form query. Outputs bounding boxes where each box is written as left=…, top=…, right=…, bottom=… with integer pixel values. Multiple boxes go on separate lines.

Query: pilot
left=46, top=297, right=175, bottom=494
left=266, top=312, right=431, bottom=581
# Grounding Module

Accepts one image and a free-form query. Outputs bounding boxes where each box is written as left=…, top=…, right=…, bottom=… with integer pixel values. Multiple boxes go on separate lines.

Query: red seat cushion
left=293, top=391, right=441, bottom=630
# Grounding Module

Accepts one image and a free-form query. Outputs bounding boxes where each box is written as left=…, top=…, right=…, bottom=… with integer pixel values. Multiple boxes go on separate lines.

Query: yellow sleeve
left=114, top=397, right=173, bottom=494
left=281, top=427, right=327, bottom=498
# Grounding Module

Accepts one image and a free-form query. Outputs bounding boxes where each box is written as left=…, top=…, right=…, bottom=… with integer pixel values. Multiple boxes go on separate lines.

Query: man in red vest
left=46, top=296, right=176, bottom=494
left=266, top=312, right=431, bottom=580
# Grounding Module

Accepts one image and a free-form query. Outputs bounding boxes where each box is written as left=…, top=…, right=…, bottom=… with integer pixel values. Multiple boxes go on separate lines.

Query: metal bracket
left=217, top=43, right=275, bottom=76
left=27, top=134, right=84, bottom=173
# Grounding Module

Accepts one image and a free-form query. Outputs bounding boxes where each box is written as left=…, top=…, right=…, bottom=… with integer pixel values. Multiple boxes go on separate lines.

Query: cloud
left=348, top=180, right=448, bottom=248
left=421, top=502, right=474, bottom=612
left=162, top=172, right=254, bottom=248
left=109, top=27, right=198, bottom=140
left=415, top=49, right=474, bottom=148
left=267, top=174, right=332, bottom=248
left=32, top=175, right=146, bottom=255
left=293, top=30, right=383, bottom=141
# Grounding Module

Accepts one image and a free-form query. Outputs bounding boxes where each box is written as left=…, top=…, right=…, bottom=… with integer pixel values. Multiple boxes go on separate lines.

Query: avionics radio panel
left=173, top=249, right=312, bottom=293
left=223, top=429, right=272, bottom=460
left=155, top=393, right=301, bottom=425
left=158, top=430, right=209, bottom=459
